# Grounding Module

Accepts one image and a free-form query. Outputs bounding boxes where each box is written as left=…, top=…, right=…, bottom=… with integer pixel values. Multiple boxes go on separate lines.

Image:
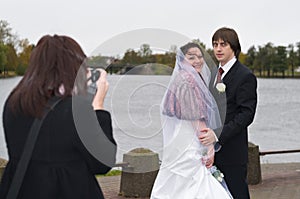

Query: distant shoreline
left=1, top=75, right=300, bottom=79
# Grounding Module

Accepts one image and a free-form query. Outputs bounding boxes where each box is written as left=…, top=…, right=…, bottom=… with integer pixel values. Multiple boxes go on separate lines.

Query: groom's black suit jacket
left=210, top=60, right=257, bottom=165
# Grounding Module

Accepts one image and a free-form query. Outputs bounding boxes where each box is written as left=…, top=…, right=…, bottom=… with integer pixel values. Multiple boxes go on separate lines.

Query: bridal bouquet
left=209, top=166, right=224, bottom=182
left=199, top=145, right=232, bottom=198
left=209, top=166, right=233, bottom=198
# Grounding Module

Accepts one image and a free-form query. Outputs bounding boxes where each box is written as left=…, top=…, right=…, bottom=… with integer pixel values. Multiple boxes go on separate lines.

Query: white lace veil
left=160, top=46, right=222, bottom=164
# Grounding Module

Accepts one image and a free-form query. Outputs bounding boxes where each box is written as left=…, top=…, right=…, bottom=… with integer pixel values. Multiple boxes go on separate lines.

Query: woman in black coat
left=0, top=35, right=116, bottom=199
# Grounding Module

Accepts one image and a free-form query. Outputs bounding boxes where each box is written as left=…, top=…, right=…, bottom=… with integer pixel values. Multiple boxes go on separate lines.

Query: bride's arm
left=192, top=120, right=206, bottom=134
left=205, top=144, right=215, bottom=168
left=192, top=120, right=215, bottom=168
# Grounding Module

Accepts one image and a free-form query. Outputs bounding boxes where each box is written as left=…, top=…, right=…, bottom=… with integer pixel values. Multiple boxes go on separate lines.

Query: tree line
left=1, top=19, right=300, bottom=77
left=99, top=40, right=300, bottom=77
left=241, top=42, right=300, bottom=77
left=0, top=20, right=33, bottom=77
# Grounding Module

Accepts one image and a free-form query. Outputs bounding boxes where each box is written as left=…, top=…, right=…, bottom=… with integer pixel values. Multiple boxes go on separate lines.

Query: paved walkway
left=97, top=163, right=300, bottom=199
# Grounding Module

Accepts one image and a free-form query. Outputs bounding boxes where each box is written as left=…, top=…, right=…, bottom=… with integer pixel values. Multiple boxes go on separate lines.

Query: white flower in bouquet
left=217, top=173, right=224, bottom=182
left=209, top=166, right=233, bottom=198
left=216, top=83, right=226, bottom=93
left=209, top=166, right=224, bottom=183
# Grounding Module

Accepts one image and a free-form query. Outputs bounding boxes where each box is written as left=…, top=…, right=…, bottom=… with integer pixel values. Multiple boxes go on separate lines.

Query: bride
left=150, top=42, right=232, bottom=199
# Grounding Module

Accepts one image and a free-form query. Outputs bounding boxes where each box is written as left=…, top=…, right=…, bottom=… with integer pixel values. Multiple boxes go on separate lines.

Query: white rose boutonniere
left=216, top=83, right=226, bottom=93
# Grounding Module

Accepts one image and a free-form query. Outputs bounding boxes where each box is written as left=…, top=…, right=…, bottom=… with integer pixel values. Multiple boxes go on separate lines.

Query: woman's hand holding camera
left=92, top=69, right=109, bottom=110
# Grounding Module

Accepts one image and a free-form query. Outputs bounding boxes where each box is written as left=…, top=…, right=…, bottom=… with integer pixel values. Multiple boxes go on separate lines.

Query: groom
left=201, top=27, right=257, bottom=199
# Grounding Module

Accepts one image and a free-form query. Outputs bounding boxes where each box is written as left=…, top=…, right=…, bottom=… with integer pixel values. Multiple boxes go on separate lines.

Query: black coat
left=0, top=97, right=116, bottom=199
left=210, top=60, right=257, bottom=165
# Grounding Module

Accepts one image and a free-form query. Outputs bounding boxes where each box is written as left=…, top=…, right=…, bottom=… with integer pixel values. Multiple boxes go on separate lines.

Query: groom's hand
left=198, top=128, right=217, bottom=146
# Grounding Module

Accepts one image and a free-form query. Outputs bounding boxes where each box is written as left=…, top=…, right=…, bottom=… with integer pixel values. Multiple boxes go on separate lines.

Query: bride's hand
left=205, top=156, right=214, bottom=168
left=203, top=146, right=215, bottom=168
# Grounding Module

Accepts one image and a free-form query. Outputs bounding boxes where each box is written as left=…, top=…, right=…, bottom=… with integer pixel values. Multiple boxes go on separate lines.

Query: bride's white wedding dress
left=151, top=47, right=232, bottom=199
left=151, top=120, right=231, bottom=199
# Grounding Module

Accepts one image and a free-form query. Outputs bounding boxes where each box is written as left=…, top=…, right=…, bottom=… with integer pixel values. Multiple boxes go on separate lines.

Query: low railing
left=247, top=143, right=300, bottom=185
left=259, top=149, right=300, bottom=156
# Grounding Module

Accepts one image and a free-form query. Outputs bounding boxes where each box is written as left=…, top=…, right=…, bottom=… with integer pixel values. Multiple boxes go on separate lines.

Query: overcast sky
left=1, top=0, right=299, bottom=56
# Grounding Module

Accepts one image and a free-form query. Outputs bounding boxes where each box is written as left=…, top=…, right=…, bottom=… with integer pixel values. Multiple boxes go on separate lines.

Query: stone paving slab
left=249, top=163, right=300, bottom=199
left=98, top=163, right=300, bottom=199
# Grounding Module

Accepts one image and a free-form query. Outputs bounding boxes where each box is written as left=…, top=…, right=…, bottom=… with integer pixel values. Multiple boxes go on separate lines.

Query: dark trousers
left=217, top=164, right=250, bottom=199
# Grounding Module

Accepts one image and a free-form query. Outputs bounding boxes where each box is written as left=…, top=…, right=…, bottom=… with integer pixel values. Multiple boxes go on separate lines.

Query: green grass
left=97, top=169, right=122, bottom=178
left=0, top=71, right=18, bottom=78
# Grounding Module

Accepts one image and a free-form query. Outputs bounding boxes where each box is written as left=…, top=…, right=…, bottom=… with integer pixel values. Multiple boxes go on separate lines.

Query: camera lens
left=91, top=70, right=100, bottom=83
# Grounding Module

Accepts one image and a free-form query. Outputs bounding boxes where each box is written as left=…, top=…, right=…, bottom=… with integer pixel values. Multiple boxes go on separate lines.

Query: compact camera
left=87, top=68, right=101, bottom=95
left=90, top=68, right=101, bottom=83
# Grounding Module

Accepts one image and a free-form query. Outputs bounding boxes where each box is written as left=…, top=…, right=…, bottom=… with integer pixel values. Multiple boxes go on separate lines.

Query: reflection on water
left=1, top=76, right=300, bottom=163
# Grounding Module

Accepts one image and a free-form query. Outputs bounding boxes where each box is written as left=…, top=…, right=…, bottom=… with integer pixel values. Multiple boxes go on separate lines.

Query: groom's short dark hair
left=212, top=27, right=241, bottom=58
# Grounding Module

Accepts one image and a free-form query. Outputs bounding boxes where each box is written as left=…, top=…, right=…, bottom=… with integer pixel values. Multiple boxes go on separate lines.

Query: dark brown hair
left=180, top=42, right=202, bottom=55
left=212, top=27, right=241, bottom=58
left=8, top=34, right=87, bottom=117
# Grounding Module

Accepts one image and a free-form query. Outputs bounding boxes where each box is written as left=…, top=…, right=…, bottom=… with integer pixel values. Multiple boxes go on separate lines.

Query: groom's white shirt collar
left=218, top=56, right=237, bottom=79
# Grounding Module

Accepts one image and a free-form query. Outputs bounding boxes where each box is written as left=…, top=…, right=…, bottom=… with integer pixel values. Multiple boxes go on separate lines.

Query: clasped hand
left=198, top=128, right=217, bottom=146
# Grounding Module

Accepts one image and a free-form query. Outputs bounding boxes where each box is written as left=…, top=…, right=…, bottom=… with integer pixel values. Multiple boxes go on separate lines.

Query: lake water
left=1, top=75, right=300, bottom=164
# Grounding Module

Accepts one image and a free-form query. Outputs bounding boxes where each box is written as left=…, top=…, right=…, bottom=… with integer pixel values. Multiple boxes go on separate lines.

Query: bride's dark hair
left=180, top=42, right=202, bottom=55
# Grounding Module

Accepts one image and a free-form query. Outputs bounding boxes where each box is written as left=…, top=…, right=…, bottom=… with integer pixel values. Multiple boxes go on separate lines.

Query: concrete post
left=247, top=142, right=262, bottom=185
left=0, top=158, right=7, bottom=182
left=119, top=148, right=159, bottom=198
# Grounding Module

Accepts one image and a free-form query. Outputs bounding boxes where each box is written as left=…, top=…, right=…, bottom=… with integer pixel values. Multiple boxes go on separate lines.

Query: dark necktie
left=216, top=67, right=224, bottom=84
